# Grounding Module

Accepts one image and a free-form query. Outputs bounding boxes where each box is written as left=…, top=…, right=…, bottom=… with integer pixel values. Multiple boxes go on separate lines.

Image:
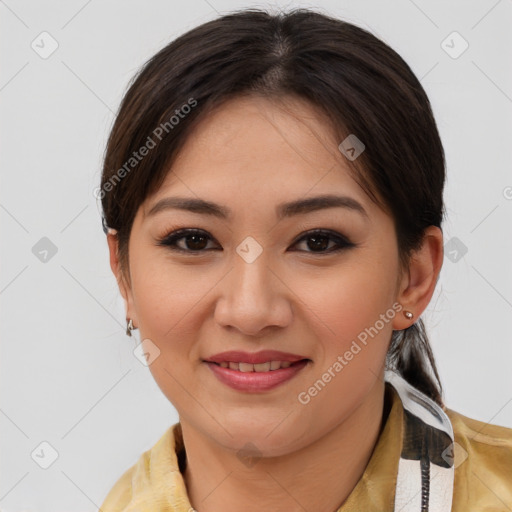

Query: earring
left=403, top=310, right=413, bottom=320
left=126, top=318, right=134, bottom=336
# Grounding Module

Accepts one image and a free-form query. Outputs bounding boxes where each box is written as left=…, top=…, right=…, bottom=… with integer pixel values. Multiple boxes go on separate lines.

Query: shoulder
left=99, top=425, right=177, bottom=512
left=99, top=449, right=152, bottom=511
left=444, top=407, right=512, bottom=510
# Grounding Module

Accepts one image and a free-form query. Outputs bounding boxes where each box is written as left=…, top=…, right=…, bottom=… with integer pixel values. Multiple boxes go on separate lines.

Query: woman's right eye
left=157, top=229, right=219, bottom=253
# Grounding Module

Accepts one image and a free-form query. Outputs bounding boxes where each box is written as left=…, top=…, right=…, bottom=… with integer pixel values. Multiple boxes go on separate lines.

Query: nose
left=214, top=252, right=292, bottom=336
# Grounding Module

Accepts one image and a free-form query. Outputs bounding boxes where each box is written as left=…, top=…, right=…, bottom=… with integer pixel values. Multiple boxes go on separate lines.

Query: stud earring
left=403, top=310, right=413, bottom=320
left=126, top=318, right=135, bottom=336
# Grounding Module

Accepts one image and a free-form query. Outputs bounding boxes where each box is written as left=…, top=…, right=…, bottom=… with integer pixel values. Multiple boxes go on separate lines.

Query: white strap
left=385, top=371, right=455, bottom=512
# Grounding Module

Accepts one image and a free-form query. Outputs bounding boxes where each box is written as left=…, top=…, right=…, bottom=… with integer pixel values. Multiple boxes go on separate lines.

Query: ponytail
left=387, top=318, right=444, bottom=407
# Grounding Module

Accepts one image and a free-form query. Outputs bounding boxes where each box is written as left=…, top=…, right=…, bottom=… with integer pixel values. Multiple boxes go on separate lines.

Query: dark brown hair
left=100, top=8, right=445, bottom=406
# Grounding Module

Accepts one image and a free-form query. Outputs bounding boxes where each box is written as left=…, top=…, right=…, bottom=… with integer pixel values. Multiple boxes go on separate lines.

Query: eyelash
left=156, top=228, right=355, bottom=255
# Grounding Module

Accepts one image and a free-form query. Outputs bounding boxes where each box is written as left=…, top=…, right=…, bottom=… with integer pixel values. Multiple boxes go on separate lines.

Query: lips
left=203, top=350, right=310, bottom=392
left=204, top=350, right=309, bottom=365
left=217, top=361, right=296, bottom=372
left=205, top=359, right=309, bottom=392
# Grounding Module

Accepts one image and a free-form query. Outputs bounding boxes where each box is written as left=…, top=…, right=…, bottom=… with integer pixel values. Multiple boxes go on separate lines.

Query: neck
left=182, top=378, right=388, bottom=512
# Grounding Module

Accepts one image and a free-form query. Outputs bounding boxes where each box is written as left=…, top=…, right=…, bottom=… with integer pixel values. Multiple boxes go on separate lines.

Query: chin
left=210, top=418, right=310, bottom=458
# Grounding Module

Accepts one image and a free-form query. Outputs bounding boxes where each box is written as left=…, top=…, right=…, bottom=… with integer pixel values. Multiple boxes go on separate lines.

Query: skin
left=107, top=94, right=443, bottom=512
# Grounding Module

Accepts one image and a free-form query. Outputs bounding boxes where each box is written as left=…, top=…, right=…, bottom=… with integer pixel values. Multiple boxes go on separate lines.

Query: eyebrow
left=145, top=194, right=369, bottom=221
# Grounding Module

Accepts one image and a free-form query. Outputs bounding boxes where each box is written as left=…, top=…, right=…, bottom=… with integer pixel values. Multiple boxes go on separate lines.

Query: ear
left=392, top=226, right=444, bottom=330
left=106, top=233, right=138, bottom=328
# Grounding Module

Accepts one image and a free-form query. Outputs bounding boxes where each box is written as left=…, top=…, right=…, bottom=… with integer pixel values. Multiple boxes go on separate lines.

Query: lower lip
left=205, top=360, right=309, bottom=392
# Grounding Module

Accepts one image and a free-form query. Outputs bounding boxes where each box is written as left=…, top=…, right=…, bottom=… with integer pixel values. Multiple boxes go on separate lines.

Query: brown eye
left=181, top=233, right=208, bottom=250
left=158, top=229, right=219, bottom=253
left=291, top=230, right=354, bottom=254
left=304, top=233, right=330, bottom=251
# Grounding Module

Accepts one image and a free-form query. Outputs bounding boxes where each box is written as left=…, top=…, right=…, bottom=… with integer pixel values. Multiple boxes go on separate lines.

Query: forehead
left=147, top=95, right=368, bottom=201
left=173, top=94, right=341, bottom=172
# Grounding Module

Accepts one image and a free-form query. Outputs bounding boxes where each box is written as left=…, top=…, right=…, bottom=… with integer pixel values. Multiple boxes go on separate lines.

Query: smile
left=213, top=360, right=296, bottom=371
left=205, top=359, right=310, bottom=392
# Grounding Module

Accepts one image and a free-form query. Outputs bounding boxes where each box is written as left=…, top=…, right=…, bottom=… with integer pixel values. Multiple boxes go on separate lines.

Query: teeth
left=238, top=362, right=254, bottom=372
left=270, top=360, right=281, bottom=370
left=217, top=360, right=301, bottom=372
left=254, top=362, right=271, bottom=372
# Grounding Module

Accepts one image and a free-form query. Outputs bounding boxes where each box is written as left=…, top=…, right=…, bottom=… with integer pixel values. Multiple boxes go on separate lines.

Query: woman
left=98, top=8, right=512, bottom=512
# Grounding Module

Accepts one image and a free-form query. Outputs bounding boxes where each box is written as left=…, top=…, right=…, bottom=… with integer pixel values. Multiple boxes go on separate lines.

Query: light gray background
left=1, top=0, right=511, bottom=510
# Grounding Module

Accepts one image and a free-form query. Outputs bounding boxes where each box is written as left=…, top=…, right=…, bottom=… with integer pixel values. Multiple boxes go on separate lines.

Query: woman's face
left=112, top=95, right=411, bottom=455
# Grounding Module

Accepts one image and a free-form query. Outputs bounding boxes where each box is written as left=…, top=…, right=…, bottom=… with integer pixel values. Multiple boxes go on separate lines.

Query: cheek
left=293, top=265, right=396, bottom=431
left=131, top=263, right=205, bottom=407
left=296, top=258, right=397, bottom=348
left=131, top=254, right=209, bottom=338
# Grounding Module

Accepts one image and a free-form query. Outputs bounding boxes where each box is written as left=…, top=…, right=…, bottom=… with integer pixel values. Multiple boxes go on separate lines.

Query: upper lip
left=204, top=350, right=309, bottom=364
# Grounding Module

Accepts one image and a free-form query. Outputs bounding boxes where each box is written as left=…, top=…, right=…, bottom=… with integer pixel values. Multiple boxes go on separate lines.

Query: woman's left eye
left=292, top=230, right=355, bottom=253
left=157, top=228, right=354, bottom=254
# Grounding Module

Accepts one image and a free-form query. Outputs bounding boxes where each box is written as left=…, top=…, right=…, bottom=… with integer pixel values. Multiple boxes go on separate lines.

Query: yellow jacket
left=100, top=382, right=512, bottom=511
